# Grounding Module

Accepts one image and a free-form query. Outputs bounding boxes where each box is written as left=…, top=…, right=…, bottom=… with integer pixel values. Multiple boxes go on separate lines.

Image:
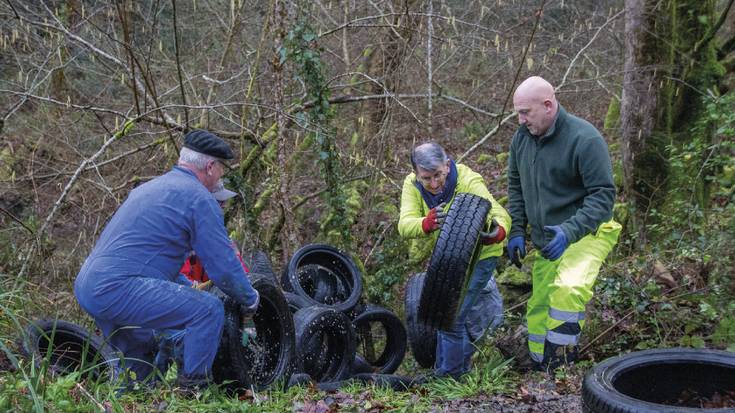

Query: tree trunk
left=620, top=0, right=670, bottom=246
left=271, top=0, right=297, bottom=265
left=620, top=0, right=725, bottom=246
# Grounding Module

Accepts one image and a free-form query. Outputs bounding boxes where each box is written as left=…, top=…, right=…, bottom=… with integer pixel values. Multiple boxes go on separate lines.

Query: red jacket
left=180, top=243, right=249, bottom=283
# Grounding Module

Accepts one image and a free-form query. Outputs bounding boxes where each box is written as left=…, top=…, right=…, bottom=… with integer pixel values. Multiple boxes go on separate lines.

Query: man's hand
left=507, top=236, right=526, bottom=268
left=541, top=225, right=568, bottom=260
left=421, top=202, right=447, bottom=233
left=480, top=219, right=506, bottom=245
left=241, top=290, right=260, bottom=319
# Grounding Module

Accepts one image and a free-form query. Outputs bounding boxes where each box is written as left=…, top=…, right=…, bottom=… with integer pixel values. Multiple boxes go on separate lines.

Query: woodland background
left=0, top=0, right=734, bottom=411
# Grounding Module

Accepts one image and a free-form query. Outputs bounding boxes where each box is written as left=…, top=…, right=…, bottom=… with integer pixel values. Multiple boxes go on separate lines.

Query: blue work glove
left=507, top=236, right=526, bottom=268
left=541, top=225, right=569, bottom=260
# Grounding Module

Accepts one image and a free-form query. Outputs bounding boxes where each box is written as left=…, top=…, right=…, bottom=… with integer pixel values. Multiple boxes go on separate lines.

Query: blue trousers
left=74, top=270, right=224, bottom=381
left=435, top=257, right=504, bottom=377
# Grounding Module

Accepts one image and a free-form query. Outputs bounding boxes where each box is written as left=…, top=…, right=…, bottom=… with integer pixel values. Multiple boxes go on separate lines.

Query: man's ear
left=544, top=99, right=556, bottom=113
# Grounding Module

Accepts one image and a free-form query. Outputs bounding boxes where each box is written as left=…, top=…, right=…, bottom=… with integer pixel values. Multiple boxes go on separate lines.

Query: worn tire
left=282, top=244, right=363, bottom=313
left=404, top=272, right=437, bottom=368
left=213, top=274, right=296, bottom=391
left=293, top=306, right=356, bottom=383
left=419, top=193, right=490, bottom=330
left=582, top=348, right=735, bottom=413
left=21, top=319, right=117, bottom=381
left=352, top=305, right=407, bottom=374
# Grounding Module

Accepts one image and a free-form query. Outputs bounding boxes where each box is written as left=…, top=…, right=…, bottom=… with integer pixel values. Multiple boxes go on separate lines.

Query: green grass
left=0, top=339, right=516, bottom=412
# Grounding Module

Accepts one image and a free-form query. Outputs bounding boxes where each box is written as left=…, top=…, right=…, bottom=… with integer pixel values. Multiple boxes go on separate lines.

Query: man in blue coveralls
left=74, top=130, right=259, bottom=390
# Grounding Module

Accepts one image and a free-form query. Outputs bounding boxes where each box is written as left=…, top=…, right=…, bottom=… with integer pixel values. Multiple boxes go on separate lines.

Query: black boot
left=541, top=322, right=580, bottom=371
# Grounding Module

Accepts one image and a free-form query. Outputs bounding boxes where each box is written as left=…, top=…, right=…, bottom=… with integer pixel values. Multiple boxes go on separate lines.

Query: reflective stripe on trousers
left=526, top=219, right=621, bottom=357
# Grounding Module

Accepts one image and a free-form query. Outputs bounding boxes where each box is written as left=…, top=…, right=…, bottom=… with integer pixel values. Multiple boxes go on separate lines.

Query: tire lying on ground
left=352, top=305, right=407, bottom=374
left=282, top=244, right=363, bottom=313
left=293, top=306, right=356, bottom=383
left=350, top=354, right=374, bottom=375
left=582, top=348, right=735, bottom=413
left=419, top=193, right=491, bottom=330
left=212, top=273, right=296, bottom=391
left=315, top=373, right=414, bottom=392
left=404, top=272, right=437, bottom=368
left=21, top=319, right=117, bottom=381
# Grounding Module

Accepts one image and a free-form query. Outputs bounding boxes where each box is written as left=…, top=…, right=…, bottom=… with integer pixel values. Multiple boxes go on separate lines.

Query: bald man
left=506, top=76, right=621, bottom=371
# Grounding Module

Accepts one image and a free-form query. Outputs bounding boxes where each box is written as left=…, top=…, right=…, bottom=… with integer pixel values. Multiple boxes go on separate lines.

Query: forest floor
left=297, top=376, right=583, bottom=413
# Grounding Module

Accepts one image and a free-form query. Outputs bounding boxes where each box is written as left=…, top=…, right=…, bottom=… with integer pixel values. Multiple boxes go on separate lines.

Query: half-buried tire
left=404, top=272, right=437, bottom=368
left=582, top=348, right=735, bottom=412
left=294, top=306, right=356, bottom=383
left=21, top=319, right=117, bottom=381
left=419, top=193, right=490, bottom=330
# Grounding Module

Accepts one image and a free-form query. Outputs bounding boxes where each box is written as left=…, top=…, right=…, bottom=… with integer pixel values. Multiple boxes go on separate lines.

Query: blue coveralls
left=74, top=166, right=258, bottom=381
left=434, top=258, right=504, bottom=377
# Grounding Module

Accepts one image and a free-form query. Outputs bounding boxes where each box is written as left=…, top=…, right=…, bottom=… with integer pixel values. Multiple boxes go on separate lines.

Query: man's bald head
left=513, top=76, right=558, bottom=137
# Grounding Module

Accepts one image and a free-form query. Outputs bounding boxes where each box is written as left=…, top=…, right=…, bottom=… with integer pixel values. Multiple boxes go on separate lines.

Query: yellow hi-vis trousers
left=527, top=220, right=621, bottom=363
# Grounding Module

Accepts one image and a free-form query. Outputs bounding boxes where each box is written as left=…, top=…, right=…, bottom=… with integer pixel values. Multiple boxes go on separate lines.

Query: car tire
left=404, top=272, right=437, bottom=368
left=21, top=319, right=117, bottom=381
left=293, top=306, right=356, bottom=383
left=352, top=305, right=407, bottom=374
left=212, top=274, right=296, bottom=391
left=282, top=244, right=363, bottom=313
left=419, top=193, right=490, bottom=330
left=242, top=249, right=279, bottom=284
left=582, top=348, right=735, bottom=412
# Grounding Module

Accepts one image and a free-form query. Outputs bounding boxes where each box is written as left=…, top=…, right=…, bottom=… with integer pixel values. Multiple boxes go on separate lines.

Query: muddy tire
left=419, top=193, right=490, bottom=330
left=352, top=305, right=407, bottom=374
left=21, top=319, right=117, bottom=381
left=213, top=274, right=296, bottom=391
left=582, top=348, right=735, bottom=412
left=282, top=244, right=363, bottom=313
left=404, top=272, right=437, bottom=368
left=293, top=306, right=356, bottom=382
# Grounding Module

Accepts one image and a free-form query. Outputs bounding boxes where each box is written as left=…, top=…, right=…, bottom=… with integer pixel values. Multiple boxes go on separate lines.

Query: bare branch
left=171, top=0, right=189, bottom=127
left=558, top=8, right=624, bottom=90
left=458, top=0, right=548, bottom=162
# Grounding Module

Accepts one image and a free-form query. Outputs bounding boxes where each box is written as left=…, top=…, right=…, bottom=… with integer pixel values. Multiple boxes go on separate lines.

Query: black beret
left=183, top=130, right=234, bottom=160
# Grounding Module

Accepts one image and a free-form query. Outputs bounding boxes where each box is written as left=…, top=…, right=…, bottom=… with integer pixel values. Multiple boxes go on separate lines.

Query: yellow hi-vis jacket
left=398, top=163, right=511, bottom=265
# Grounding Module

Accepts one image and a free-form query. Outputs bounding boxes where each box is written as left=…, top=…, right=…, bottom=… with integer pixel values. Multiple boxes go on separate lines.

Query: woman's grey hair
left=178, top=147, right=217, bottom=170
left=410, top=142, right=448, bottom=171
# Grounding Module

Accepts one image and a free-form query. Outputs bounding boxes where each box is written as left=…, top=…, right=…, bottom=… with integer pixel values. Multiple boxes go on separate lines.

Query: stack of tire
left=281, top=244, right=409, bottom=388
left=404, top=193, right=491, bottom=368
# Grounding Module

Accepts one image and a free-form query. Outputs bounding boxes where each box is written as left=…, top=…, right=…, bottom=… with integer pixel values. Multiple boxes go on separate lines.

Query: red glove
left=480, top=220, right=506, bottom=244
left=422, top=202, right=448, bottom=234
left=422, top=207, right=441, bottom=233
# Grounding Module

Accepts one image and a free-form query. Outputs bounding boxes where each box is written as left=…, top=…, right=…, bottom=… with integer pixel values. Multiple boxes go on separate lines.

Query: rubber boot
left=541, top=340, right=579, bottom=371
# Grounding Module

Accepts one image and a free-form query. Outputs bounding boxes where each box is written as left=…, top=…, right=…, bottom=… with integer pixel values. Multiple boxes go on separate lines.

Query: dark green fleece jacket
left=507, top=105, right=615, bottom=249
